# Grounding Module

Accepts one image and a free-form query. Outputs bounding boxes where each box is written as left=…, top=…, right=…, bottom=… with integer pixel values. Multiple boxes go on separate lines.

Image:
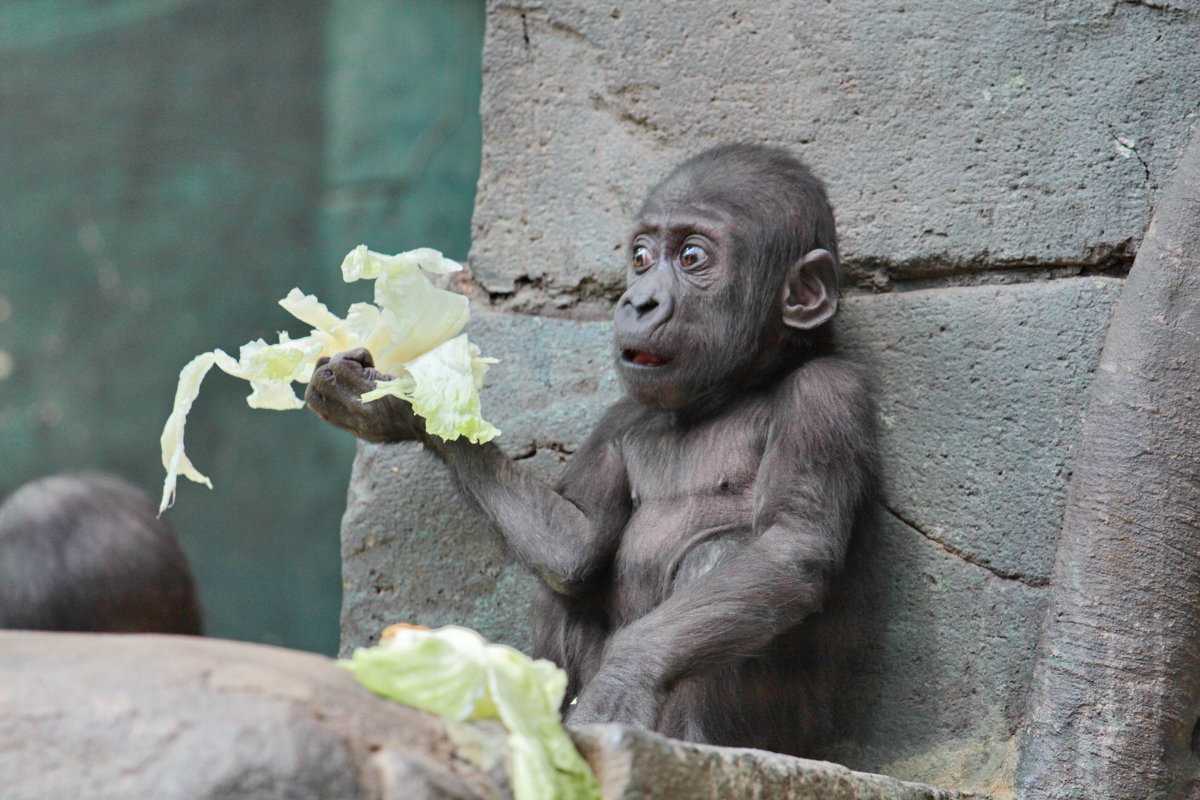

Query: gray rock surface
left=339, top=278, right=1120, bottom=794
left=831, top=279, right=1121, bottom=792
left=827, top=513, right=1038, bottom=794
left=0, top=631, right=999, bottom=800
left=841, top=277, right=1124, bottom=584
left=471, top=2, right=1200, bottom=297
left=0, top=631, right=513, bottom=800
left=574, top=724, right=987, bottom=800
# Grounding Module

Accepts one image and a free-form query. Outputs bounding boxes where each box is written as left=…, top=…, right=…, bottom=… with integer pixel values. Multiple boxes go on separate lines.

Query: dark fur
left=307, top=143, right=879, bottom=756
left=0, top=473, right=203, bottom=635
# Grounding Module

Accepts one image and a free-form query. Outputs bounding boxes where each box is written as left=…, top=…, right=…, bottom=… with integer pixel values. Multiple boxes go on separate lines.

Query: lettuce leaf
left=159, top=352, right=220, bottom=512
left=341, top=626, right=600, bottom=800
left=159, top=246, right=499, bottom=513
left=362, top=335, right=500, bottom=445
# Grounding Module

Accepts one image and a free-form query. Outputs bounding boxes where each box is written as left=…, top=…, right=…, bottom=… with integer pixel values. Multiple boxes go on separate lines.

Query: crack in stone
left=475, top=265, right=1129, bottom=311
left=849, top=242, right=1135, bottom=292
left=467, top=271, right=622, bottom=320
left=1107, top=126, right=1153, bottom=185
left=466, top=251, right=1132, bottom=312
left=883, top=503, right=1049, bottom=587
left=517, top=8, right=530, bottom=50
left=1119, top=0, right=1171, bottom=11
left=498, top=3, right=598, bottom=51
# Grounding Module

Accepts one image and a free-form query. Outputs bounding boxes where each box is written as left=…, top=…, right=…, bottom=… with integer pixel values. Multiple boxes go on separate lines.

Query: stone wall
left=470, top=1, right=1199, bottom=300
left=340, top=2, right=1200, bottom=796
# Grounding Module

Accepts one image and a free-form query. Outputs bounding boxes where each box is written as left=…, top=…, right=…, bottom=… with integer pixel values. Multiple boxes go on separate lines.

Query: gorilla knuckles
left=305, top=349, right=422, bottom=444
left=307, top=143, right=878, bottom=757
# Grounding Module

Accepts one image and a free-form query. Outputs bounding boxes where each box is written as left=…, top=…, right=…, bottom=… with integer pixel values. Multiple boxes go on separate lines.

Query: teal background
left=0, top=0, right=485, bottom=654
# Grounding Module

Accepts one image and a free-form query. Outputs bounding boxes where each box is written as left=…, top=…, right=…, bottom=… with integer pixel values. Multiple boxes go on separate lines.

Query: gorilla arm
left=306, top=349, right=632, bottom=595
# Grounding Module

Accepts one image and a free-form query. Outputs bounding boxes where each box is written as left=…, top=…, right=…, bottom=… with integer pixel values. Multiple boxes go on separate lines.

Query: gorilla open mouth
left=622, top=349, right=673, bottom=367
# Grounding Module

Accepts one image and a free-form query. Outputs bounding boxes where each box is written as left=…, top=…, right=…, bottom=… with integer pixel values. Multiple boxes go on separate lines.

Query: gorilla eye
left=680, top=245, right=708, bottom=269
left=632, top=245, right=653, bottom=271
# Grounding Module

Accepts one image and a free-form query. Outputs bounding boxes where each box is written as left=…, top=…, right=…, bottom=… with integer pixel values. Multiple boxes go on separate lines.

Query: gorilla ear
left=781, top=248, right=838, bottom=330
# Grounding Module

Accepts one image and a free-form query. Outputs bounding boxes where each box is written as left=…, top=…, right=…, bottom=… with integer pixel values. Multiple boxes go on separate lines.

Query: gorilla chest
left=614, top=413, right=766, bottom=621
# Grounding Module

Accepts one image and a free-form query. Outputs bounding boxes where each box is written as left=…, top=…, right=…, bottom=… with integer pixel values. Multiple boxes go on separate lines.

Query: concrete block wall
left=340, top=2, right=1200, bottom=795
left=469, top=1, right=1199, bottom=299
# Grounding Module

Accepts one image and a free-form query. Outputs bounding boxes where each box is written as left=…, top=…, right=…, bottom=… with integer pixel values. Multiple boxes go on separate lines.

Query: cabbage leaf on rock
left=158, top=246, right=500, bottom=513
left=342, top=625, right=600, bottom=800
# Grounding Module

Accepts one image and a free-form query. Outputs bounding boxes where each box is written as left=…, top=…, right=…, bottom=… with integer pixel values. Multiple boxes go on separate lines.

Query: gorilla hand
left=305, top=348, right=422, bottom=443
left=564, top=664, right=664, bottom=730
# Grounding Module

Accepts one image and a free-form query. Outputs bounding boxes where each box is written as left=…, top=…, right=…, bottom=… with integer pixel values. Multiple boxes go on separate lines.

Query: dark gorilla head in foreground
left=614, top=143, right=841, bottom=413
left=0, top=473, right=202, bottom=634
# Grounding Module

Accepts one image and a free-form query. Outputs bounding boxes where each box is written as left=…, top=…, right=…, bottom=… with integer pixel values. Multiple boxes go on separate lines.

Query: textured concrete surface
left=470, top=1, right=1200, bottom=298
left=832, top=279, right=1121, bottom=793
left=339, top=278, right=1120, bottom=793
left=0, top=631, right=513, bottom=800
left=827, top=513, right=1037, bottom=794
left=840, top=277, right=1125, bottom=584
left=575, top=725, right=988, bottom=800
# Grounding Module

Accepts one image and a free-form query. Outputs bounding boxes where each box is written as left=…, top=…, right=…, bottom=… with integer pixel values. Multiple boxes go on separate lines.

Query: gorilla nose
left=633, top=296, right=659, bottom=315
left=619, top=288, right=673, bottom=329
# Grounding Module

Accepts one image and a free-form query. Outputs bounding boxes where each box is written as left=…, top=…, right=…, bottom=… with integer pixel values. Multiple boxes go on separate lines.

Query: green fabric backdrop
left=0, top=0, right=484, bottom=653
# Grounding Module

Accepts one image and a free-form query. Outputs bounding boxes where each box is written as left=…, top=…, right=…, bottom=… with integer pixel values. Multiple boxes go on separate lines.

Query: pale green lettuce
left=363, top=335, right=499, bottom=444
left=159, top=246, right=500, bottom=513
left=342, top=625, right=600, bottom=800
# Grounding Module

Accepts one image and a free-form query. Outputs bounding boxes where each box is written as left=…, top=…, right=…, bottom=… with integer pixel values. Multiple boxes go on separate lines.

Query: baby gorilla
left=307, top=143, right=878, bottom=756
